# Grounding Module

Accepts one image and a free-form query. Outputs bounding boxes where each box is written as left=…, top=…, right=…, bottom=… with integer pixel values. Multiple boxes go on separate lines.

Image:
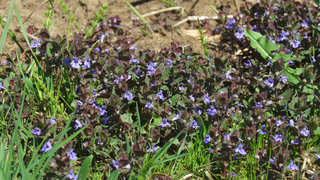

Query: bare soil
left=0, top=0, right=249, bottom=54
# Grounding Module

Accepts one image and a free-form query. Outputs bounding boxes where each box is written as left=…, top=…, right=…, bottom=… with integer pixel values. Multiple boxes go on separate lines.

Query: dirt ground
left=0, top=0, right=253, bottom=55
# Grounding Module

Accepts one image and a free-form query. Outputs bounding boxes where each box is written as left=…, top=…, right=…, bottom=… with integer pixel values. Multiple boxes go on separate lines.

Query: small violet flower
left=41, top=141, right=52, bottom=152
left=0, top=81, right=4, bottom=90
left=204, top=93, right=211, bottom=104
left=30, top=39, right=41, bottom=48
left=203, top=134, right=212, bottom=144
left=70, top=57, right=81, bottom=69
left=145, top=102, right=153, bottom=109
left=67, top=148, right=77, bottom=161
left=287, top=119, right=295, bottom=127
left=235, top=144, right=246, bottom=155
left=157, top=90, right=165, bottom=101
left=235, top=28, right=245, bottom=40
left=65, top=169, right=77, bottom=180
left=147, top=145, right=159, bottom=153
left=273, top=134, right=283, bottom=143
left=264, top=78, right=274, bottom=87
left=167, top=59, right=173, bottom=66
left=286, top=160, right=299, bottom=171
left=226, top=70, right=232, bottom=80
left=207, top=105, right=218, bottom=116
left=82, top=57, right=91, bottom=69
left=290, top=39, right=301, bottom=48
left=276, top=120, right=283, bottom=127
left=226, top=18, right=236, bottom=29
left=159, top=118, right=170, bottom=127
left=112, top=160, right=120, bottom=169
left=32, top=127, right=41, bottom=136
left=190, top=120, right=200, bottom=129
left=50, top=118, right=57, bottom=125
left=301, top=127, right=310, bottom=137
left=124, top=90, right=134, bottom=101
left=75, top=120, right=83, bottom=130
left=280, top=76, right=288, bottom=83
left=257, top=124, right=267, bottom=135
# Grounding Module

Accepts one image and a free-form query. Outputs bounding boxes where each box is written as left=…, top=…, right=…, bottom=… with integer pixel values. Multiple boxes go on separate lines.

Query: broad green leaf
left=77, top=155, right=93, bottom=180
left=107, top=170, right=119, bottom=180
left=286, top=67, right=304, bottom=76
left=121, top=113, right=133, bottom=124
left=285, top=71, right=299, bottom=85
left=243, top=28, right=280, bottom=61
left=314, top=127, right=320, bottom=136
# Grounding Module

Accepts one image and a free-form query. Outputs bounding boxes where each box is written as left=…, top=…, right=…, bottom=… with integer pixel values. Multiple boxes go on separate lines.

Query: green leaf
left=107, top=170, right=119, bottom=180
left=285, top=71, right=299, bottom=85
left=121, top=113, right=133, bottom=124
left=243, top=28, right=280, bottom=61
left=77, top=155, right=93, bottom=180
left=314, top=127, right=320, bottom=136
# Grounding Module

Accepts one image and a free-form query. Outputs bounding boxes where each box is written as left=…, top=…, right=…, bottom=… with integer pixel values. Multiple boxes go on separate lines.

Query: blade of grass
left=107, top=169, right=119, bottom=180
left=136, top=102, right=141, bottom=137
left=77, top=155, right=93, bottom=180
left=126, top=2, right=154, bottom=34
left=0, top=0, right=15, bottom=54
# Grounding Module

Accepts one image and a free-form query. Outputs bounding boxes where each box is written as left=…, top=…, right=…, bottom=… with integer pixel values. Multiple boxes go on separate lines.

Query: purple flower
left=315, top=154, right=320, bottom=159
left=75, top=120, right=83, bottom=130
left=30, top=39, right=41, bottom=48
left=99, top=33, right=108, bottom=43
left=101, top=116, right=110, bottom=125
left=159, top=118, right=170, bottom=127
left=130, top=43, right=137, bottom=51
left=189, top=95, right=195, bottom=102
left=67, top=148, right=77, bottom=161
left=226, top=18, right=236, bottom=29
left=257, top=124, right=267, bottom=135
left=167, top=59, right=173, bottom=66
left=207, top=105, right=218, bottom=116
left=301, top=20, right=309, bottom=28
left=146, top=62, right=157, bottom=76
left=133, top=67, right=143, bottom=76
left=203, top=134, right=211, bottom=144
left=100, top=107, right=106, bottom=116
left=280, top=76, right=287, bottom=83
left=256, top=102, right=263, bottom=108
left=291, top=139, right=299, bottom=145
left=301, top=127, right=310, bottom=137
left=244, top=59, right=252, bottom=67
left=65, top=169, right=77, bottom=180
left=124, top=90, right=134, bottom=101
left=82, top=57, right=91, bottom=69
left=32, top=127, right=41, bottom=136
left=264, top=78, right=274, bottom=87
left=145, top=102, right=153, bottom=109
left=190, top=120, right=200, bottom=129
left=147, top=145, right=159, bottom=153
left=50, top=118, right=57, bottom=125
left=0, top=82, right=4, bottom=90
left=286, top=160, right=299, bottom=171
left=41, top=141, right=52, bottom=152
left=235, top=144, right=246, bottom=155
left=226, top=70, right=232, bottom=80
left=203, top=93, right=211, bottom=104
left=312, top=56, right=316, bottom=62
left=70, top=57, right=81, bottom=69
left=273, top=134, right=283, bottom=142
left=157, top=90, right=165, bottom=101
left=112, top=160, right=120, bottom=169
left=195, top=106, right=202, bottom=115
left=235, top=28, right=245, bottom=40
left=172, top=112, right=181, bottom=121
left=270, top=157, right=274, bottom=164
left=224, top=134, right=231, bottom=141
left=276, top=120, right=283, bottom=127
left=278, top=30, right=289, bottom=41
left=287, top=119, right=295, bottom=127
left=290, top=39, right=301, bottom=48
left=130, top=55, right=139, bottom=64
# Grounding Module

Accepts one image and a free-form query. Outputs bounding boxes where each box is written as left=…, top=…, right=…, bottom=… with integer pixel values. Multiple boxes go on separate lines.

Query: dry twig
left=173, top=15, right=234, bottom=28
